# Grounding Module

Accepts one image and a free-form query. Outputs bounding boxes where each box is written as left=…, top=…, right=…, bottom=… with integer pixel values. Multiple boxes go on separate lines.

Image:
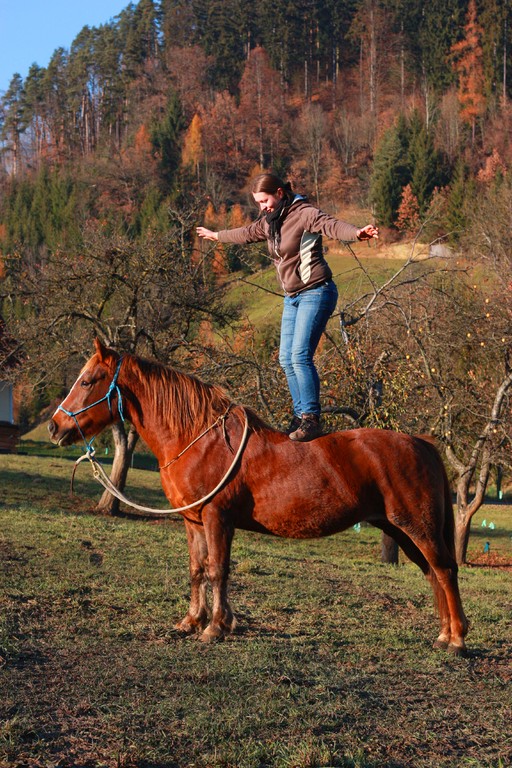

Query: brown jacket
left=217, top=197, right=359, bottom=296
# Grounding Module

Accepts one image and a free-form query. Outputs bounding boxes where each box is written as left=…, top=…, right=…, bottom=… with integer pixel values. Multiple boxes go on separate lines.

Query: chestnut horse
left=48, top=339, right=468, bottom=655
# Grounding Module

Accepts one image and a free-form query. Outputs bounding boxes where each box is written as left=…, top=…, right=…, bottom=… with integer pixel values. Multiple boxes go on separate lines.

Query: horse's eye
left=80, top=379, right=91, bottom=388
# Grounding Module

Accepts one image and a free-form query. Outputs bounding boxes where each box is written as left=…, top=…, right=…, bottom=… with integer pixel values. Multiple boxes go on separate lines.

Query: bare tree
left=294, top=102, right=328, bottom=205
left=332, top=223, right=511, bottom=564
left=222, top=227, right=511, bottom=564
left=2, top=216, right=236, bottom=515
left=238, top=47, right=283, bottom=171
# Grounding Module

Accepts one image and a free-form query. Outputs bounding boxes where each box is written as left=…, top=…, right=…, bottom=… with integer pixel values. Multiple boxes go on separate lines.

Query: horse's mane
left=123, top=354, right=270, bottom=439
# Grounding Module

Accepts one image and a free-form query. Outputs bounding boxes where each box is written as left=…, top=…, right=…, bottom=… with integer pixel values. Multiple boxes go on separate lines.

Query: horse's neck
left=121, top=367, right=201, bottom=464
left=121, top=371, right=174, bottom=462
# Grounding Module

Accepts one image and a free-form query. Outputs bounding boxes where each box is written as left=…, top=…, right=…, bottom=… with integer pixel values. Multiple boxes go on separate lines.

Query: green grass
left=0, top=454, right=511, bottom=768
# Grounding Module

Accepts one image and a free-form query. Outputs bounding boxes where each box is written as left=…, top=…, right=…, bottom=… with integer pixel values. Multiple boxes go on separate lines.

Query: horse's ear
left=94, top=337, right=111, bottom=362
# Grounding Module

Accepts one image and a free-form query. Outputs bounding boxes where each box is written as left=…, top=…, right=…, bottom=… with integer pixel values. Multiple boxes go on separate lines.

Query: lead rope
left=73, top=408, right=250, bottom=517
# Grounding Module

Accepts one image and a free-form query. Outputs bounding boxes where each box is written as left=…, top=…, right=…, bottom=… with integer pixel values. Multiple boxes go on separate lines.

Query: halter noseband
left=57, top=357, right=125, bottom=454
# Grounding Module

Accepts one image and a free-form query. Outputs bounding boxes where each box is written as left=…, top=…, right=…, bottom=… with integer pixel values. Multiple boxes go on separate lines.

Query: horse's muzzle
left=48, top=418, right=74, bottom=446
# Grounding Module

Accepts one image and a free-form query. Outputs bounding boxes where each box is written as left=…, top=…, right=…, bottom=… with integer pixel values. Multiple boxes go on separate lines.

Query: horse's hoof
left=200, top=625, right=226, bottom=643
left=433, top=638, right=449, bottom=651
left=447, top=642, right=468, bottom=657
left=174, top=619, right=202, bottom=636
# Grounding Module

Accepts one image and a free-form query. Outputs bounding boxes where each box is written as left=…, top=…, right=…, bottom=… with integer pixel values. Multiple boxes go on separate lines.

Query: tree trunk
left=454, top=508, right=472, bottom=565
left=453, top=469, right=486, bottom=565
left=369, top=5, right=377, bottom=117
left=94, top=422, right=139, bottom=515
left=448, top=370, right=512, bottom=564
left=381, top=533, right=399, bottom=564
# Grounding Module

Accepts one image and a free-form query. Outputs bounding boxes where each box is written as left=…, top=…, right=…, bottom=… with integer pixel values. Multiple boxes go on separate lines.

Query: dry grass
left=1, top=454, right=511, bottom=768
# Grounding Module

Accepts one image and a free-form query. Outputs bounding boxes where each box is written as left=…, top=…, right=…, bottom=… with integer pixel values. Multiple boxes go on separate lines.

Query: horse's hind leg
left=375, top=522, right=452, bottom=651
left=395, top=526, right=468, bottom=654
left=384, top=517, right=468, bottom=655
left=426, top=557, right=468, bottom=655
left=175, top=520, right=210, bottom=635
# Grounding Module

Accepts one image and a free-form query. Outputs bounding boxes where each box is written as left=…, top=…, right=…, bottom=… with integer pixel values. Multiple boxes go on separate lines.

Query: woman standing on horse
left=197, top=173, right=378, bottom=441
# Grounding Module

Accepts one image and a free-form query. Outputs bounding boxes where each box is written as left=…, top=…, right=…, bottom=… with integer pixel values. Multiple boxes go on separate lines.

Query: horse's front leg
left=174, top=520, right=209, bottom=635
left=200, top=512, right=235, bottom=643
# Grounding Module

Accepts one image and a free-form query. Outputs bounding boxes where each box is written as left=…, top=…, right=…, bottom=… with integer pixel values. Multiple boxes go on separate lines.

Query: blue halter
left=57, top=357, right=125, bottom=454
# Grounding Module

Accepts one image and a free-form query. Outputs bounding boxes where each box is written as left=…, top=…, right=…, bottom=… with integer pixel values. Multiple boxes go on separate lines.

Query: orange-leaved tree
left=451, top=0, right=486, bottom=144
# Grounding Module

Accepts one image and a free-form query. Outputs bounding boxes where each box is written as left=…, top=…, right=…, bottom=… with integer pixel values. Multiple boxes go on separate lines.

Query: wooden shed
left=0, top=320, right=19, bottom=452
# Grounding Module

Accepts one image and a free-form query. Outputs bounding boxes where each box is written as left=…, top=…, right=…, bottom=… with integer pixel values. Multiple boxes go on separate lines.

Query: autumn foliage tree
left=396, top=183, right=420, bottom=233
left=451, top=0, right=486, bottom=143
left=181, top=113, right=204, bottom=184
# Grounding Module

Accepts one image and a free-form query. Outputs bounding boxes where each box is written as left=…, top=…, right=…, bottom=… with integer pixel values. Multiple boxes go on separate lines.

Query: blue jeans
left=279, top=280, right=338, bottom=417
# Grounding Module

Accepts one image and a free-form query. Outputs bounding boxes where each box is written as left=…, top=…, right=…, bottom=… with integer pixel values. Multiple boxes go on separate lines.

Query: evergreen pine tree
left=479, top=0, right=509, bottom=105
left=419, top=0, right=465, bottom=92
left=42, top=48, right=70, bottom=158
left=68, top=26, right=98, bottom=155
left=138, top=185, right=169, bottom=235
left=161, top=0, right=196, bottom=49
left=118, top=2, right=159, bottom=83
left=192, top=0, right=247, bottom=92
left=369, top=123, right=409, bottom=226
left=409, top=123, right=441, bottom=215
left=93, top=23, right=125, bottom=145
left=444, top=157, right=474, bottom=242
left=23, top=64, right=47, bottom=164
left=151, top=91, right=185, bottom=188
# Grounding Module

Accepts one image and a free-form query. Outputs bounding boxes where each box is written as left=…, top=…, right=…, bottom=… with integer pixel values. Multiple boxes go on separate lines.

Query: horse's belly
left=247, top=492, right=362, bottom=539
left=231, top=443, right=377, bottom=538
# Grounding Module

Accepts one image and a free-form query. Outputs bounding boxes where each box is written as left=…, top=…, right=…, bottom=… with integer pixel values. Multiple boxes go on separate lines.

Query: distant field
left=0, top=454, right=511, bottom=768
left=227, top=247, right=412, bottom=335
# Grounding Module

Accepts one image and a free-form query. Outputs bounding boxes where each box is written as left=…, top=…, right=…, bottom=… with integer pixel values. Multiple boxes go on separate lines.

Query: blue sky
left=0, top=0, right=130, bottom=94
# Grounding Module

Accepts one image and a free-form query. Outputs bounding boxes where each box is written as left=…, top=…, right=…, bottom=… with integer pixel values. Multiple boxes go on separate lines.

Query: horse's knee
left=207, top=561, right=230, bottom=588
left=189, top=562, right=206, bottom=581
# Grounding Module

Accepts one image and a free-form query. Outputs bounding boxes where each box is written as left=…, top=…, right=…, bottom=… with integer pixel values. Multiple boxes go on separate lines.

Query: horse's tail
left=441, top=460, right=456, bottom=560
left=417, top=434, right=456, bottom=560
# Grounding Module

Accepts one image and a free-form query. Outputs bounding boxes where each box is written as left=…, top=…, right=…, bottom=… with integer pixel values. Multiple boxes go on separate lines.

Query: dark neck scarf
left=266, top=195, right=292, bottom=244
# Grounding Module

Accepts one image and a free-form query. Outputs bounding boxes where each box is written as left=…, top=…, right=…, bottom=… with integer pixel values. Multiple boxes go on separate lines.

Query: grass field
left=226, top=250, right=410, bottom=336
left=0, top=454, right=511, bottom=768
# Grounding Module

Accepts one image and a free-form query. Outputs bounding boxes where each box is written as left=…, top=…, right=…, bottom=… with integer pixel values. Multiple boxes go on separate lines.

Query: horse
left=48, top=338, right=469, bottom=655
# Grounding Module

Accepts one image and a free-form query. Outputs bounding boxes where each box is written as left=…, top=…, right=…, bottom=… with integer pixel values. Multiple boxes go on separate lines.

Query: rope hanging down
left=72, top=409, right=250, bottom=517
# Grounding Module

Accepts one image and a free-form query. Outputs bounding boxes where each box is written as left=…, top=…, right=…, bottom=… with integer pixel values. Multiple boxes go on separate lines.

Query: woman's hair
left=251, top=173, right=293, bottom=200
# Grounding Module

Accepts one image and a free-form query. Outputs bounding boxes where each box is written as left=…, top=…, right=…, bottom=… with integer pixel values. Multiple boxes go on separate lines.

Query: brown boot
left=288, top=413, right=322, bottom=442
left=285, top=415, right=302, bottom=435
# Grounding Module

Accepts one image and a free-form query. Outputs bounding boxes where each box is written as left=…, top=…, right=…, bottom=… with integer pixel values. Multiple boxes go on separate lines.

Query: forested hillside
left=0, top=0, right=510, bottom=247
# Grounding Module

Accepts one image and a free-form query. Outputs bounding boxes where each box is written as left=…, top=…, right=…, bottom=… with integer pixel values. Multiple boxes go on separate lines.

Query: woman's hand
left=356, top=224, right=379, bottom=241
left=196, top=227, right=219, bottom=241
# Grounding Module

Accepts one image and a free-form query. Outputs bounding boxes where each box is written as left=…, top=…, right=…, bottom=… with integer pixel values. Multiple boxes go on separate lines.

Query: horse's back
left=235, top=426, right=444, bottom=538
